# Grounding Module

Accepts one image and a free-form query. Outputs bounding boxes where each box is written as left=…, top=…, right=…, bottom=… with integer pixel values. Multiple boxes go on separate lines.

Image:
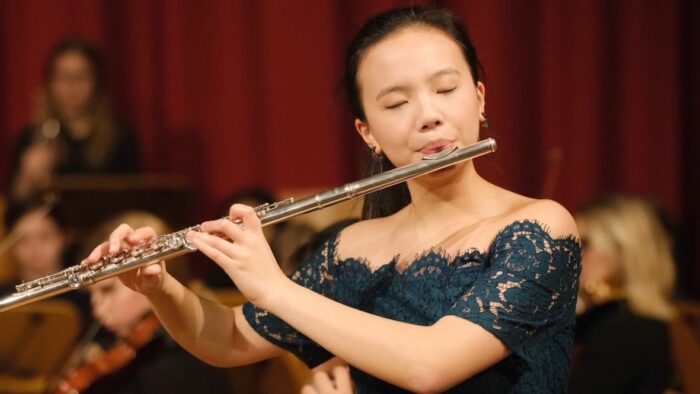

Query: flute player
left=83, top=6, right=581, bottom=393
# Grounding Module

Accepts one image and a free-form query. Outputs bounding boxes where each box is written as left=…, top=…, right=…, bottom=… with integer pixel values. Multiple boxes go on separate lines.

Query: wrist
left=255, top=276, right=297, bottom=313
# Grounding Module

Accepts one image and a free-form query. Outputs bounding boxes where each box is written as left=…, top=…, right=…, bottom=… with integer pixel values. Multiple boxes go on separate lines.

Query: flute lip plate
left=423, top=145, right=458, bottom=161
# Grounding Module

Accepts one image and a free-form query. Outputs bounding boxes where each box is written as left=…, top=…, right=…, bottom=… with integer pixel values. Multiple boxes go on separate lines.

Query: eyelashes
left=385, top=101, right=407, bottom=110
left=437, top=86, right=457, bottom=94
left=384, top=86, right=457, bottom=110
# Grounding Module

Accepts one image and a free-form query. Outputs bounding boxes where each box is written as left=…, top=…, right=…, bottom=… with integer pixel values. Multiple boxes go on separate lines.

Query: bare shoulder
left=507, top=198, right=579, bottom=240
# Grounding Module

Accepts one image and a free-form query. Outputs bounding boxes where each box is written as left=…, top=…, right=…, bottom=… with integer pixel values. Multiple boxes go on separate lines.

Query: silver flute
left=0, top=138, right=496, bottom=312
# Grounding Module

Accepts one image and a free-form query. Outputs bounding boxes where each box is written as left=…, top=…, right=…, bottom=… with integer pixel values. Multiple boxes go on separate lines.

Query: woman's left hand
left=301, top=366, right=354, bottom=394
left=186, top=204, right=290, bottom=307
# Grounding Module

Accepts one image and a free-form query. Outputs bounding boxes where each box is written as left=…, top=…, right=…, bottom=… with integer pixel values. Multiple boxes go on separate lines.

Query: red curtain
left=1, top=1, right=697, bottom=294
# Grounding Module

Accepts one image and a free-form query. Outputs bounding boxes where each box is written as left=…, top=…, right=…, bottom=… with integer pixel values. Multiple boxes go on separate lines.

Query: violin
left=52, top=314, right=160, bottom=394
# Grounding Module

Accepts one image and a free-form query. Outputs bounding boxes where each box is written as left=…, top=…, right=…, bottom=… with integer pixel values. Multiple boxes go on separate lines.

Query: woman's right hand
left=81, top=224, right=167, bottom=295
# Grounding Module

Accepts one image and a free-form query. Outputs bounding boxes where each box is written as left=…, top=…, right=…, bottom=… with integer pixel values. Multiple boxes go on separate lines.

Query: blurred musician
left=53, top=212, right=230, bottom=394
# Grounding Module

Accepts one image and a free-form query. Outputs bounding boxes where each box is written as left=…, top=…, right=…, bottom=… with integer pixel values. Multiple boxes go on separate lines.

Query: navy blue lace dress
left=243, top=220, right=581, bottom=393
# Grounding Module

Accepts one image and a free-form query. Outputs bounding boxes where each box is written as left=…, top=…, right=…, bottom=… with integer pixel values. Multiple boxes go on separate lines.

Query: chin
left=417, top=163, right=462, bottom=184
left=430, top=161, right=466, bottom=175
left=433, top=164, right=458, bottom=174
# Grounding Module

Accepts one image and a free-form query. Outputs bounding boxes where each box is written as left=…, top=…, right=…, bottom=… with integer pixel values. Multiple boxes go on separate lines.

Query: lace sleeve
left=448, top=221, right=581, bottom=356
left=243, top=232, right=353, bottom=367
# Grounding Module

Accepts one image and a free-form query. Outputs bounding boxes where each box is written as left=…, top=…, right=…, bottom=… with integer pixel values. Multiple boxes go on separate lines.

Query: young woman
left=8, top=38, right=140, bottom=201
left=84, top=6, right=581, bottom=393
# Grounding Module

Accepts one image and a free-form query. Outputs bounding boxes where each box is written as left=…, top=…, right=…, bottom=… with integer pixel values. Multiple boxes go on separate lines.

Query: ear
left=355, top=118, right=380, bottom=152
left=476, top=82, right=486, bottom=118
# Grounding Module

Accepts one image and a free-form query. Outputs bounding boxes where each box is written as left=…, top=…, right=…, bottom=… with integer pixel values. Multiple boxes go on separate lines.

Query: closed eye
left=385, top=101, right=407, bottom=110
left=437, top=86, right=457, bottom=94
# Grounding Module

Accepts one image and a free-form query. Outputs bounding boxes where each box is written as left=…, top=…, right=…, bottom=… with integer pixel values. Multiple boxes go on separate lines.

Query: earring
left=368, top=145, right=384, bottom=173
left=480, top=112, right=490, bottom=129
left=368, top=145, right=382, bottom=160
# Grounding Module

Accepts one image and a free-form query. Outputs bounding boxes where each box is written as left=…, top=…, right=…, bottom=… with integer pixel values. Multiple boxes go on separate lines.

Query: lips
left=419, top=139, right=453, bottom=155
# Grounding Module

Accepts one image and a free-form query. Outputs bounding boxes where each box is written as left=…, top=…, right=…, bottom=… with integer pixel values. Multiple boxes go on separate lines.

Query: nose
left=90, top=295, right=104, bottom=317
left=417, top=95, right=442, bottom=131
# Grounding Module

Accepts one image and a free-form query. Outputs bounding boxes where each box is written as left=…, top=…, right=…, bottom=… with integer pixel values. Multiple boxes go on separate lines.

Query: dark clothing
left=82, top=327, right=231, bottom=394
left=244, top=220, right=582, bottom=393
left=7, top=122, right=140, bottom=193
left=569, top=301, right=672, bottom=394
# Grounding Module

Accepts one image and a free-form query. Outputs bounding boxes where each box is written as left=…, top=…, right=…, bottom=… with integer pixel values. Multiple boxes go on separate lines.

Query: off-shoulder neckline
left=330, top=219, right=581, bottom=273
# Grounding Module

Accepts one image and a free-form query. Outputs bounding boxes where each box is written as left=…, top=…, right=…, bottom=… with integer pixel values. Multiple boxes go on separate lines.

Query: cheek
left=50, top=80, right=71, bottom=99
left=75, top=81, right=94, bottom=100
left=447, top=90, right=480, bottom=130
left=12, top=243, right=32, bottom=262
left=367, top=111, right=411, bottom=140
left=113, top=292, right=146, bottom=324
left=44, top=238, right=63, bottom=257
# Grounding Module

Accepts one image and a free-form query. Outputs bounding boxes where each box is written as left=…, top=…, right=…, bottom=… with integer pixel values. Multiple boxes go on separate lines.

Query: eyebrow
left=375, top=68, right=461, bottom=100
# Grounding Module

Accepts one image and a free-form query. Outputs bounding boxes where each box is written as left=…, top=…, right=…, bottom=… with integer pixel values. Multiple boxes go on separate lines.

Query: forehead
left=53, top=51, right=92, bottom=72
left=356, top=26, right=470, bottom=92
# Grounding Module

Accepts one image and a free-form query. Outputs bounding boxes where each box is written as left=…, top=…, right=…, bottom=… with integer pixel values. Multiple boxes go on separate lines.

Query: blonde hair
left=578, top=195, right=676, bottom=321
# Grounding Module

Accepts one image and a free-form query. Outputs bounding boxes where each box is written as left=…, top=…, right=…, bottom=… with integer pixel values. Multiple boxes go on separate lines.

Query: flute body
left=0, top=138, right=496, bottom=312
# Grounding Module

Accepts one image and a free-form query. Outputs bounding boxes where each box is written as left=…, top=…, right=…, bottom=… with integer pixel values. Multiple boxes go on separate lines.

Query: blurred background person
left=0, top=195, right=91, bottom=323
left=569, top=194, right=676, bottom=393
left=52, top=210, right=229, bottom=394
left=0, top=195, right=93, bottom=393
left=63, top=275, right=231, bottom=394
left=7, top=38, right=140, bottom=202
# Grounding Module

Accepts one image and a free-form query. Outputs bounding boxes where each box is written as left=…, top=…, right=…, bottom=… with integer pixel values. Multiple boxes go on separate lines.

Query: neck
left=62, top=115, right=93, bottom=140
left=402, top=161, right=494, bottom=234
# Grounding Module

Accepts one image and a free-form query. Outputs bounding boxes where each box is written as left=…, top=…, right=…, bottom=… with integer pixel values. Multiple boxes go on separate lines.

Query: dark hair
left=4, top=194, right=67, bottom=233
left=286, top=218, right=359, bottom=274
left=342, top=6, right=484, bottom=219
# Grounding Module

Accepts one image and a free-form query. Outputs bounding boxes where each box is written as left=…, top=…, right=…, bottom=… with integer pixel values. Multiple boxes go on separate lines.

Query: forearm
left=262, top=285, right=498, bottom=391
left=146, top=273, right=240, bottom=366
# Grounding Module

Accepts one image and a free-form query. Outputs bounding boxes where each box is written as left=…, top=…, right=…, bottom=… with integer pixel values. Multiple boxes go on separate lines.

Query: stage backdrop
left=0, top=1, right=698, bottom=296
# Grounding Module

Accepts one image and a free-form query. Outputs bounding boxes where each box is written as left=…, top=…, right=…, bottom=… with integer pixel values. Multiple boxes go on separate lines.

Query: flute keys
left=130, top=247, right=145, bottom=258
left=68, top=272, right=82, bottom=288
left=166, top=236, right=183, bottom=249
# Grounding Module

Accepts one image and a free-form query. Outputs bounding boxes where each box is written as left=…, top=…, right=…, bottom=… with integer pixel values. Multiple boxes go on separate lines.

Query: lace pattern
left=242, top=220, right=581, bottom=393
